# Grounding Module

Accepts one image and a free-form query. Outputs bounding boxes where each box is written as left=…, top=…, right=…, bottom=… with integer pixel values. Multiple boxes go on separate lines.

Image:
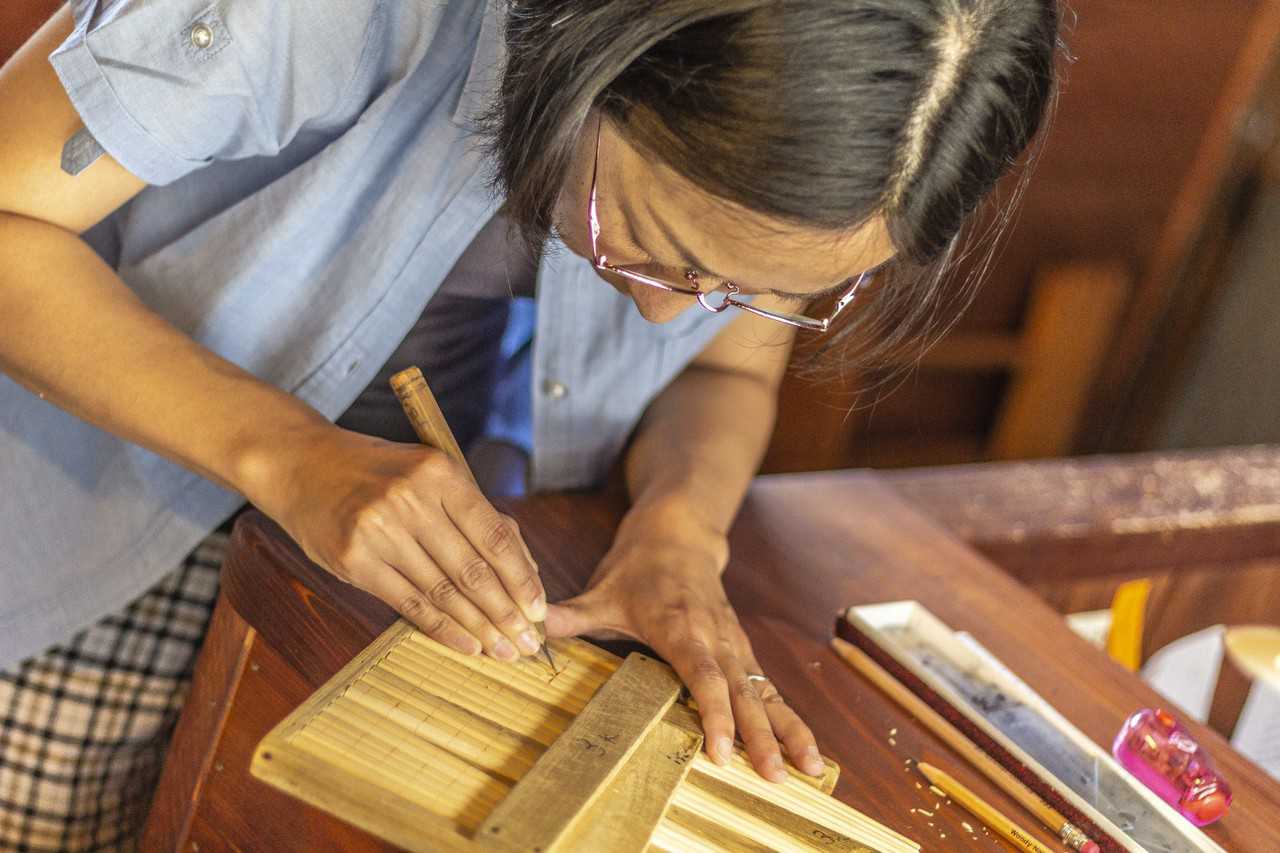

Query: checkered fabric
left=0, top=533, right=226, bottom=852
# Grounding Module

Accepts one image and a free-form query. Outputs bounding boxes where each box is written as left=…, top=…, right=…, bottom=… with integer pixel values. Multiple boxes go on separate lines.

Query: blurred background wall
left=1151, top=177, right=1280, bottom=451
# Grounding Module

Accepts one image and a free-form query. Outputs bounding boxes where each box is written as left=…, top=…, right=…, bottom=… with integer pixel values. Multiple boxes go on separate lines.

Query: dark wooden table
left=142, top=449, right=1280, bottom=851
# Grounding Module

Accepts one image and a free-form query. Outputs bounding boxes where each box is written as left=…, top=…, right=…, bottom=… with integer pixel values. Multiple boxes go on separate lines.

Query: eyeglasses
left=586, top=120, right=879, bottom=333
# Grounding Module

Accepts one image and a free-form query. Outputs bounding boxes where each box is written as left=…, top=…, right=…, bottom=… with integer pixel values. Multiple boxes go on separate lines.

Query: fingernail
left=766, top=755, right=787, bottom=783
left=517, top=629, right=541, bottom=655
left=804, top=748, right=825, bottom=776
left=462, top=638, right=483, bottom=656
left=530, top=594, right=547, bottom=622
left=493, top=638, right=518, bottom=661
left=714, top=737, right=733, bottom=764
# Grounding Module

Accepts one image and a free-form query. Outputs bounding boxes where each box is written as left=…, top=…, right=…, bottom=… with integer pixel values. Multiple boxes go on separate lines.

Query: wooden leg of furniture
left=1208, top=641, right=1255, bottom=740
left=988, top=262, right=1130, bottom=460
left=1208, top=625, right=1280, bottom=739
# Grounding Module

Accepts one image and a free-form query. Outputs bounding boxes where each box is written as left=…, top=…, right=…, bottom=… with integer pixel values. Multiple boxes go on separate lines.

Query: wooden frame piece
left=476, top=653, right=688, bottom=851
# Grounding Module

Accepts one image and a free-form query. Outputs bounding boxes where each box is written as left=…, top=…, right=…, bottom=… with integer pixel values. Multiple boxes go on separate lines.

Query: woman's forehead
left=622, top=137, right=894, bottom=291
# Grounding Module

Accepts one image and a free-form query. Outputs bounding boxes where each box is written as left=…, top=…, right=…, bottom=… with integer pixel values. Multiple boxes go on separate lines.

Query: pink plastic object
left=1112, top=708, right=1232, bottom=826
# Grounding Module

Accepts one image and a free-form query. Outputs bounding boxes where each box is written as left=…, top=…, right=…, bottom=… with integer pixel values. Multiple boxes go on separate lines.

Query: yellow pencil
left=918, top=762, right=1058, bottom=853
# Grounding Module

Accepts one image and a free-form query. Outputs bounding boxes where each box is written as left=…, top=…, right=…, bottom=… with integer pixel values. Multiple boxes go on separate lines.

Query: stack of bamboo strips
left=253, top=621, right=918, bottom=852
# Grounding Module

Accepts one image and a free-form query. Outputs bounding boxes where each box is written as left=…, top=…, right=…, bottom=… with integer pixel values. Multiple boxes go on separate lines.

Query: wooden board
left=251, top=620, right=917, bottom=852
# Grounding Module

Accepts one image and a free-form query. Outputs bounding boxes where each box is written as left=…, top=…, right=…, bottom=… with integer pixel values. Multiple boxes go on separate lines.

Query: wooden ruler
left=477, top=653, right=692, bottom=851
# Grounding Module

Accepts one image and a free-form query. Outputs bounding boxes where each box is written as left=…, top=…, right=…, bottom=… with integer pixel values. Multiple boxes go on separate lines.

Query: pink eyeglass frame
left=586, top=120, right=878, bottom=333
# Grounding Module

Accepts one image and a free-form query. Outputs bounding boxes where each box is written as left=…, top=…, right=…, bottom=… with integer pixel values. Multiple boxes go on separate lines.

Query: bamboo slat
left=300, top=705, right=506, bottom=826
left=675, top=771, right=876, bottom=852
left=646, top=820, right=734, bottom=853
left=353, top=668, right=543, bottom=781
left=253, top=745, right=477, bottom=853
left=400, top=630, right=611, bottom=714
left=671, top=793, right=835, bottom=852
left=660, top=805, right=774, bottom=853
left=687, top=757, right=917, bottom=851
left=290, top=728, right=497, bottom=830
left=380, top=644, right=574, bottom=745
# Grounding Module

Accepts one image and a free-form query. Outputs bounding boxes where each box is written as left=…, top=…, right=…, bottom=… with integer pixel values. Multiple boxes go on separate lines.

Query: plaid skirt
left=0, top=533, right=226, bottom=852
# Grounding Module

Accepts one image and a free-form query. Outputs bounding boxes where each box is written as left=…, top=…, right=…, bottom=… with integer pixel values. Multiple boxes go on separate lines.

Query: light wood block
left=476, top=653, right=685, bottom=851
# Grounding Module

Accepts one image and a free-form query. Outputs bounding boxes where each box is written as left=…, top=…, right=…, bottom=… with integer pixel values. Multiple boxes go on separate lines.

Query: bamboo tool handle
left=830, top=636, right=1097, bottom=853
left=389, top=367, right=476, bottom=485
left=389, top=366, right=554, bottom=669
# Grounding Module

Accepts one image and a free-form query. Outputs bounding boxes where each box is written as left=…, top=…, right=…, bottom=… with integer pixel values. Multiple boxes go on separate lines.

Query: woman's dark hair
left=486, top=0, right=1061, bottom=370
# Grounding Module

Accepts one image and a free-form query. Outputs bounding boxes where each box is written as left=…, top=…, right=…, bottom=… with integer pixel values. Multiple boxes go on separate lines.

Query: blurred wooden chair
left=1085, top=584, right=1278, bottom=744
left=1208, top=625, right=1280, bottom=739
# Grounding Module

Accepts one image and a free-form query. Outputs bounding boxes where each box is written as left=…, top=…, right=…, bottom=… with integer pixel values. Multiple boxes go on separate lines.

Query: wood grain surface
left=145, top=467, right=1280, bottom=851
left=883, top=446, right=1280, bottom=668
left=882, top=447, right=1280, bottom=579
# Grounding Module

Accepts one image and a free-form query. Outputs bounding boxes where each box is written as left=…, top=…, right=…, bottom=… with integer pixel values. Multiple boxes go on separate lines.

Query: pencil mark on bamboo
left=667, top=743, right=697, bottom=765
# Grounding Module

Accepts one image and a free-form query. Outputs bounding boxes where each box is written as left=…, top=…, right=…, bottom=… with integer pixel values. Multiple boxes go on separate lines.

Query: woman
left=0, top=0, right=1059, bottom=848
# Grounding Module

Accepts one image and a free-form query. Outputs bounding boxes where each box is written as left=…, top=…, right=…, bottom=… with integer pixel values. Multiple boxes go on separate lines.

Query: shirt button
left=542, top=379, right=568, bottom=399
left=190, top=23, right=214, bottom=49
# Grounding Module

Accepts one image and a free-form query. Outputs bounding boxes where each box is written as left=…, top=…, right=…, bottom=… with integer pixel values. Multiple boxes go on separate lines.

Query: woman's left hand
left=542, top=508, right=826, bottom=784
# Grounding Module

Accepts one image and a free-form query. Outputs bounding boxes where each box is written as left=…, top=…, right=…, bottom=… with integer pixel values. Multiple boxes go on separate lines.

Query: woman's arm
left=0, top=10, right=546, bottom=663
left=623, top=304, right=794, bottom=543
left=545, top=299, right=828, bottom=783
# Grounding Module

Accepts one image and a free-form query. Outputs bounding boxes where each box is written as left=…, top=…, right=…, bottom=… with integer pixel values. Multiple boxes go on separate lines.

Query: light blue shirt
left=0, top=0, right=736, bottom=668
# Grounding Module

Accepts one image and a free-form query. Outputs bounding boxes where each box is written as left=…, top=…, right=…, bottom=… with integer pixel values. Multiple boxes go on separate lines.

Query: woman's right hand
left=251, top=425, right=548, bottom=662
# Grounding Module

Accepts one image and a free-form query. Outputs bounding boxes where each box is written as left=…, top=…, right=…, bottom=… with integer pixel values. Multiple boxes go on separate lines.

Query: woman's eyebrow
left=652, top=215, right=728, bottom=281
left=766, top=258, right=891, bottom=302
left=763, top=280, right=853, bottom=302
left=646, top=201, right=868, bottom=299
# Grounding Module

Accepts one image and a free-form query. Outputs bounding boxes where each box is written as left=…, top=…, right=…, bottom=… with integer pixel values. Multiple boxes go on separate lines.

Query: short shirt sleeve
left=48, top=0, right=382, bottom=186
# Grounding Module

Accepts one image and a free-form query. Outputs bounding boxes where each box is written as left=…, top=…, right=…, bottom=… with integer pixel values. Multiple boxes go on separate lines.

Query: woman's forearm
left=623, top=363, right=779, bottom=551
left=0, top=212, right=550, bottom=659
left=0, top=212, right=330, bottom=507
